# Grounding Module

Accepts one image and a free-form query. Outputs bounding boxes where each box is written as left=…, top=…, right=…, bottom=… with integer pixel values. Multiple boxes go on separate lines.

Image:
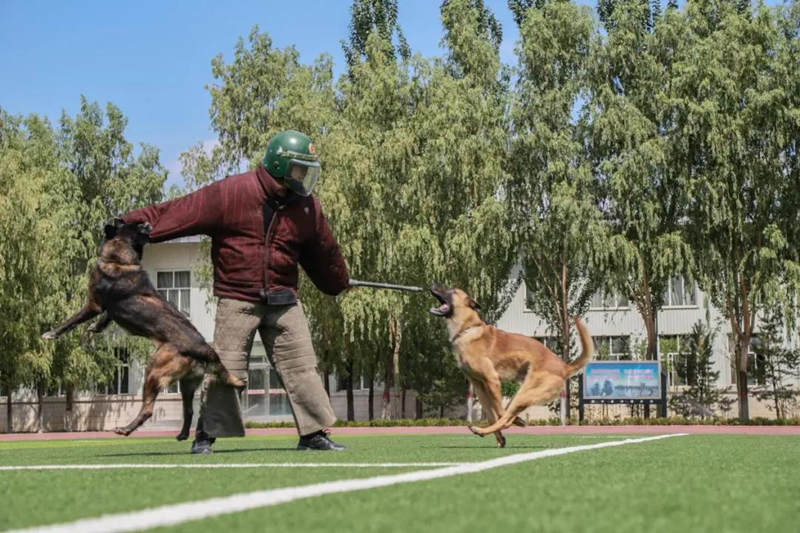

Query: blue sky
left=1, top=1, right=520, bottom=189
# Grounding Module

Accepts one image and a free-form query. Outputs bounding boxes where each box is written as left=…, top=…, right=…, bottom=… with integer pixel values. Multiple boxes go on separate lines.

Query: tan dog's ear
left=468, top=297, right=481, bottom=310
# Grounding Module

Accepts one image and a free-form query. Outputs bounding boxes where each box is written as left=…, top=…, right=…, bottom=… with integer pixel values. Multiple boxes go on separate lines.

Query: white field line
left=4, top=433, right=687, bottom=533
left=0, top=462, right=463, bottom=471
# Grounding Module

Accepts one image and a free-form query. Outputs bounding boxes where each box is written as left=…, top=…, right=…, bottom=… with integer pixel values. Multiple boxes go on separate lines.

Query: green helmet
left=262, top=130, right=321, bottom=196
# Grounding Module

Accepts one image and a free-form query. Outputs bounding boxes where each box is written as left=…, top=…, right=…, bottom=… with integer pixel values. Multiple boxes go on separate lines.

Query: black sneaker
left=297, top=430, right=346, bottom=451
left=190, top=434, right=216, bottom=455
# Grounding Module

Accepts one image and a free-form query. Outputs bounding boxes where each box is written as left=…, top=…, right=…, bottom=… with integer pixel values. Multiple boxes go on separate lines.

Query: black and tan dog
left=42, top=218, right=243, bottom=438
left=430, top=286, right=593, bottom=447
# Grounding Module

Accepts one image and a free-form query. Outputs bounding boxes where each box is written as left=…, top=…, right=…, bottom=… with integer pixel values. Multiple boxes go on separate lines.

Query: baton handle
left=348, top=279, right=424, bottom=293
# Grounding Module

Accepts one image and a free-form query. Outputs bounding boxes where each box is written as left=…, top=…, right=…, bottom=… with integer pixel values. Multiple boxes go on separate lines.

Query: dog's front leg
left=87, top=312, right=112, bottom=334
left=471, top=381, right=507, bottom=448
left=42, top=302, right=101, bottom=340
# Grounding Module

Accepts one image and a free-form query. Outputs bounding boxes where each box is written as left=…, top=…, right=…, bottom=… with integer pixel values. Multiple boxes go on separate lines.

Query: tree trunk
left=367, top=372, right=374, bottom=421
left=65, top=385, right=74, bottom=432
left=401, top=387, right=407, bottom=419
left=346, top=360, right=355, bottom=422
left=323, top=367, right=331, bottom=397
left=384, top=315, right=402, bottom=420
left=36, top=385, right=44, bottom=433
left=736, top=332, right=751, bottom=422
left=737, top=369, right=749, bottom=421
left=771, top=375, right=781, bottom=419
left=643, top=311, right=657, bottom=361
left=392, top=321, right=402, bottom=419
left=381, top=352, right=393, bottom=420
left=415, top=396, right=423, bottom=419
left=5, top=384, right=12, bottom=434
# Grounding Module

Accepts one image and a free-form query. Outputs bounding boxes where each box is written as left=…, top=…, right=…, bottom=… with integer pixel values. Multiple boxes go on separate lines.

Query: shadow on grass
left=428, top=445, right=548, bottom=450
left=98, top=446, right=299, bottom=457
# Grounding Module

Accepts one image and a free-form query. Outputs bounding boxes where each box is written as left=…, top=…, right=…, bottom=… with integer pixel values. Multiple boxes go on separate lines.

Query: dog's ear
left=104, top=218, right=127, bottom=239
left=104, top=219, right=120, bottom=239
left=468, top=297, right=481, bottom=310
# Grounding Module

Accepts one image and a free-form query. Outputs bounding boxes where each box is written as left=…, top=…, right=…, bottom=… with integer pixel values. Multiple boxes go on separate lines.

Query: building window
left=593, top=336, right=631, bottom=360
left=660, top=335, right=693, bottom=387
left=157, top=270, right=191, bottom=316
left=663, top=276, right=696, bottom=307
left=590, top=291, right=629, bottom=309
left=96, top=347, right=131, bottom=395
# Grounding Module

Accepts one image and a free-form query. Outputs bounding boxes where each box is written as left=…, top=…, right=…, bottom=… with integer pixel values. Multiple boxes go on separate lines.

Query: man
left=122, top=130, right=349, bottom=453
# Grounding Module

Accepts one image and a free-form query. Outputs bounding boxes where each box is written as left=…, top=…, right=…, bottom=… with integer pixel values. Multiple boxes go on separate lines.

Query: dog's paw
left=41, top=331, right=58, bottom=341
left=468, top=426, right=484, bottom=437
left=512, top=416, right=527, bottom=427
left=112, top=427, right=132, bottom=437
left=496, top=435, right=507, bottom=448
left=175, top=431, right=190, bottom=441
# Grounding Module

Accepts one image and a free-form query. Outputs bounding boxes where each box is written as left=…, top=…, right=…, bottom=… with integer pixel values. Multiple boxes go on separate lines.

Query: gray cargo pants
left=198, top=298, right=336, bottom=438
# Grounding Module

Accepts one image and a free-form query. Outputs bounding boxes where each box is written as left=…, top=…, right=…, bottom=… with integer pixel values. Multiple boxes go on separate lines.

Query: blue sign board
left=582, top=361, right=662, bottom=401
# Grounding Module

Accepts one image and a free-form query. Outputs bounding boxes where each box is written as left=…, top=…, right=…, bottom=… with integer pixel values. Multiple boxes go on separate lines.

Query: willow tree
left=400, top=0, right=517, bottom=413
left=675, top=0, right=800, bottom=420
left=0, top=102, right=164, bottom=430
left=0, top=112, right=54, bottom=430
left=588, top=0, right=693, bottom=362
left=324, top=0, right=517, bottom=418
left=506, top=0, right=605, bottom=385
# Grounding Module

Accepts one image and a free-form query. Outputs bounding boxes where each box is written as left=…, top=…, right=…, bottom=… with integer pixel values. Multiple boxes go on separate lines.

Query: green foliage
left=342, top=0, right=410, bottom=69
left=753, top=309, right=800, bottom=419
left=0, top=99, right=166, bottom=424
left=672, top=0, right=800, bottom=420
left=668, top=321, right=729, bottom=419
left=507, top=0, right=605, bottom=363
left=589, top=0, right=694, bottom=361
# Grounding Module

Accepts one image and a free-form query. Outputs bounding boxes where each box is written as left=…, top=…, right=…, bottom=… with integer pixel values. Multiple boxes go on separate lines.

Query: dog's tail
left=565, top=317, right=593, bottom=377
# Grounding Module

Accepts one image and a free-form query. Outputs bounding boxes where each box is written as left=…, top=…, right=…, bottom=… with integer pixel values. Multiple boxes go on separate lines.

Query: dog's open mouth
left=429, top=287, right=452, bottom=317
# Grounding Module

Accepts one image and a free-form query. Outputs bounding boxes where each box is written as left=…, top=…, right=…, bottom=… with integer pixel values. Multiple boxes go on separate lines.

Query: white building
left=2, top=237, right=795, bottom=432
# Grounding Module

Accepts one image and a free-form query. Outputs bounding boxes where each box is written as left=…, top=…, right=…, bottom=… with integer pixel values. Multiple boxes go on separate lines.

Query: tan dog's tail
left=565, top=317, right=593, bottom=377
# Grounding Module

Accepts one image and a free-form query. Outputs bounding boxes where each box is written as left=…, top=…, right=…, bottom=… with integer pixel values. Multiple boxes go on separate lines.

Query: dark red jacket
left=122, top=165, right=349, bottom=304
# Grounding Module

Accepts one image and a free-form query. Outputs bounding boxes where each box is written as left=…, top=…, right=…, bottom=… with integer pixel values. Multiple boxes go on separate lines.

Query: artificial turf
left=0, top=433, right=797, bottom=532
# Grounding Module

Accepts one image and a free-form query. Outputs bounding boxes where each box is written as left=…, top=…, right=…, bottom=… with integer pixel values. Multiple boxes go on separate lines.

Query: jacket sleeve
left=299, top=199, right=350, bottom=296
left=121, top=179, right=225, bottom=242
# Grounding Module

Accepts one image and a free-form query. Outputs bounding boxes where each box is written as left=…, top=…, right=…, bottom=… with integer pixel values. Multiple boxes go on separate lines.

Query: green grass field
left=1, top=432, right=798, bottom=532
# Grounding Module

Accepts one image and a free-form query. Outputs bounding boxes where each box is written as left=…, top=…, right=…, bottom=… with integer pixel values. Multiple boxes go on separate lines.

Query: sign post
left=578, top=361, right=667, bottom=422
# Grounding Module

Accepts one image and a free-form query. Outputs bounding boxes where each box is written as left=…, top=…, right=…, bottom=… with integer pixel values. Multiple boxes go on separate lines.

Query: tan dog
left=430, top=286, right=593, bottom=447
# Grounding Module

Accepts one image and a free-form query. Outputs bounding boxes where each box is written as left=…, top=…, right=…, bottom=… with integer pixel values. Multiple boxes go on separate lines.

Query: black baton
left=348, top=279, right=424, bottom=293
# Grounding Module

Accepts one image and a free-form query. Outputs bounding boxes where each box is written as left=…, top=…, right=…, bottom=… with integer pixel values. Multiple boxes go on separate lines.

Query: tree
left=675, top=0, right=800, bottom=420
left=342, top=0, right=410, bottom=70
left=506, top=0, right=605, bottom=406
left=0, top=111, right=54, bottom=430
left=668, top=321, right=724, bottom=419
left=589, top=0, right=693, bottom=362
left=0, top=100, right=165, bottom=431
left=327, top=0, right=518, bottom=419
left=753, top=309, right=799, bottom=419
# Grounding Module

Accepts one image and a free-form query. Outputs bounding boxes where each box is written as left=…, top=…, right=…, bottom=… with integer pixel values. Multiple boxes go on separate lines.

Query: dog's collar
left=450, top=325, right=481, bottom=343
